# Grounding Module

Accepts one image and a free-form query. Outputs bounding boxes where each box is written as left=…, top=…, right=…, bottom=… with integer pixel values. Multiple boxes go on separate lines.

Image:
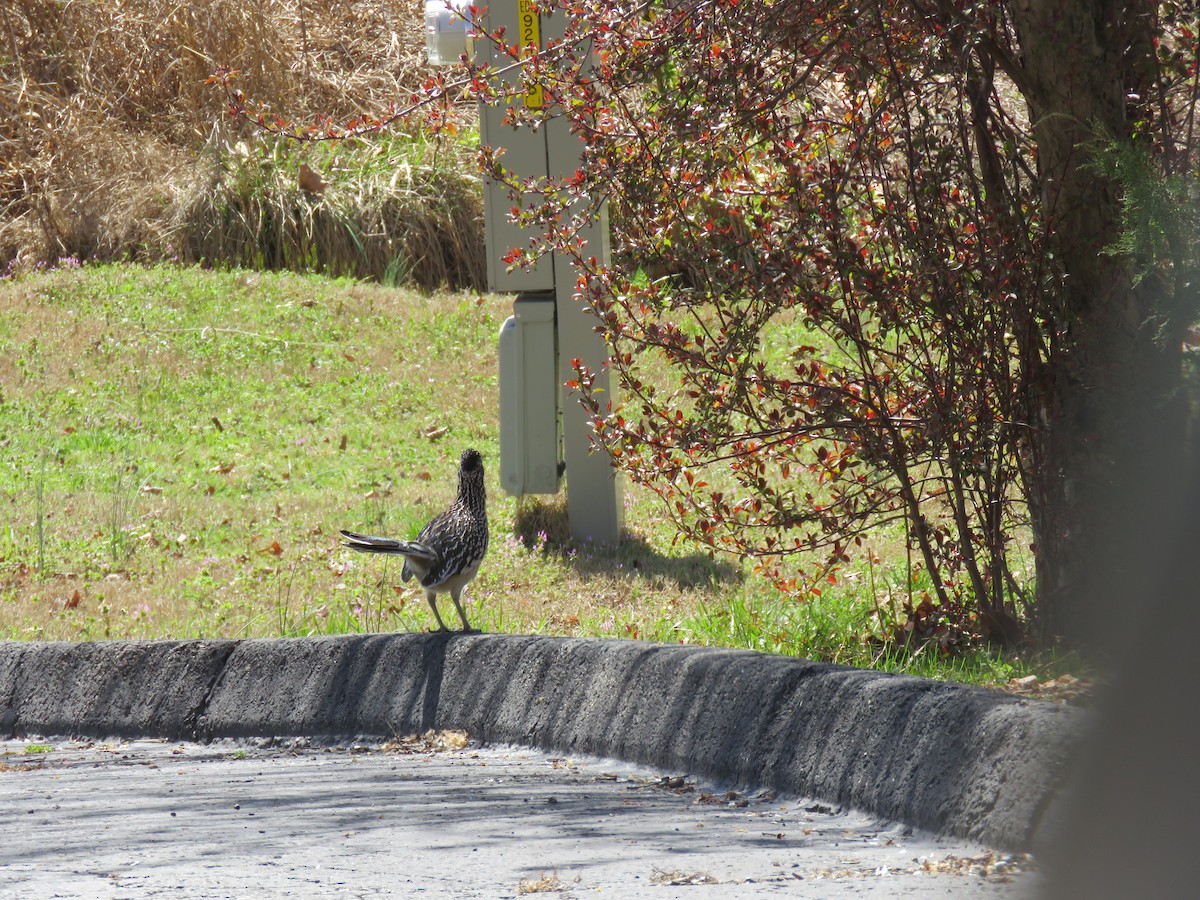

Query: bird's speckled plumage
left=341, top=449, right=488, bottom=632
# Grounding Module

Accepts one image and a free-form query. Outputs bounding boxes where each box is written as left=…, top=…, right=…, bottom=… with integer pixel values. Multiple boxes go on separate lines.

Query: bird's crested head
left=460, top=448, right=483, bottom=474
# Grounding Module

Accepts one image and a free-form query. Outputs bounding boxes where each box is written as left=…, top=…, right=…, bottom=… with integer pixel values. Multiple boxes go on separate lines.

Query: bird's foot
left=457, top=626, right=483, bottom=635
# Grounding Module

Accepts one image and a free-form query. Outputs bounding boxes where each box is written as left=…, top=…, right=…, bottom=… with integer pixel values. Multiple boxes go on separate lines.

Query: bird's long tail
left=340, top=530, right=438, bottom=562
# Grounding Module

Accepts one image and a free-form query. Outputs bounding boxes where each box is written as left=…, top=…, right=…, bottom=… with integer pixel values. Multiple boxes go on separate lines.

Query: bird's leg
left=426, top=593, right=451, bottom=633
left=450, top=589, right=479, bottom=634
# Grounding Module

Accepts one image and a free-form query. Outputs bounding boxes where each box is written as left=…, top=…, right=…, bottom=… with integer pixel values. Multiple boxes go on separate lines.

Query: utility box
left=498, top=295, right=561, bottom=494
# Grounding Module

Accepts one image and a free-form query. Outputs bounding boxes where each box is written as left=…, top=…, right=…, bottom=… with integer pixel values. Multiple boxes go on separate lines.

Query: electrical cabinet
left=498, top=295, right=561, bottom=494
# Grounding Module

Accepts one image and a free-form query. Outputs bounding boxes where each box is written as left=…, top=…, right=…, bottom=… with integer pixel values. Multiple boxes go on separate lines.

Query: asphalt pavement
left=0, top=736, right=1037, bottom=899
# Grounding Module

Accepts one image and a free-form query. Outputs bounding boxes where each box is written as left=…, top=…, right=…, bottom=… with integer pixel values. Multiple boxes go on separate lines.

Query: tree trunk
left=1010, top=1, right=1186, bottom=648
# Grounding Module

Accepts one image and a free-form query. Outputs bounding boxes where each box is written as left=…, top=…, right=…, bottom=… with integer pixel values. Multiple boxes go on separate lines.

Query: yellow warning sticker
left=518, top=0, right=543, bottom=109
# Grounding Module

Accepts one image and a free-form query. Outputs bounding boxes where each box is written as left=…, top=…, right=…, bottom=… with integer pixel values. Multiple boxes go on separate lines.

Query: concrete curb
left=0, top=634, right=1083, bottom=852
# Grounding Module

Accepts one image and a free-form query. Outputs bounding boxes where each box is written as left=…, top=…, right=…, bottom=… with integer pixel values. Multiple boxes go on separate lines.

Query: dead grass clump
left=381, top=729, right=471, bottom=754
left=171, top=137, right=485, bottom=290
left=517, top=872, right=566, bottom=894
left=512, top=495, right=575, bottom=551
left=1, top=0, right=481, bottom=287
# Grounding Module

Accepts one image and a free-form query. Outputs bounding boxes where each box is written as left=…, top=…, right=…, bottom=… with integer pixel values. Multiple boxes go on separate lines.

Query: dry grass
left=0, top=0, right=482, bottom=287
left=170, top=135, right=486, bottom=291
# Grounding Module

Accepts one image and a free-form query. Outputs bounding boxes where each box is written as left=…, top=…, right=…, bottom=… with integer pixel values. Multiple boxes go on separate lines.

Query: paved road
left=1, top=737, right=1036, bottom=898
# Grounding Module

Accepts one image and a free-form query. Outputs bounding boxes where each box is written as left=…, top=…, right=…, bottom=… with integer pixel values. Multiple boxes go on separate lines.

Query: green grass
left=0, top=263, right=1054, bottom=690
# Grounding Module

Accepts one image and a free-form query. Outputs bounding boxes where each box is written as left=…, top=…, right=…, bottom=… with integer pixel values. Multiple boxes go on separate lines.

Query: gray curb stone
left=0, top=634, right=1083, bottom=852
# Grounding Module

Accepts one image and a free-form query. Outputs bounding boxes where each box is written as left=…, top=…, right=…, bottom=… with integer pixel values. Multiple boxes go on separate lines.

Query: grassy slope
left=0, top=264, right=1037, bottom=687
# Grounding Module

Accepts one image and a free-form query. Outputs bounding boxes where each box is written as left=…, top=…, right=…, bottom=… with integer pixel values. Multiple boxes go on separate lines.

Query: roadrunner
left=341, top=448, right=488, bottom=633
